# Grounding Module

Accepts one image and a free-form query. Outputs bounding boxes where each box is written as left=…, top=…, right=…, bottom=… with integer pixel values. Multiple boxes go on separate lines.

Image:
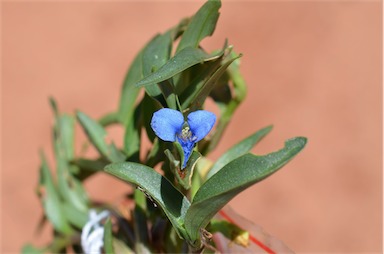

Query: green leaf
left=53, top=113, right=89, bottom=213
left=117, top=16, right=190, bottom=124
left=191, top=157, right=212, bottom=200
left=142, top=94, right=161, bottom=143
left=71, top=158, right=110, bottom=180
left=158, top=79, right=177, bottom=109
left=50, top=99, right=75, bottom=160
left=201, top=51, right=247, bottom=154
left=51, top=109, right=88, bottom=211
left=56, top=114, right=75, bottom=160
left=110, top=142, right=127, bottom=162
left=77, top=111, right=109, bottom=155
left=206, top=125, right=273, bottom=179
left=187, top=50, right=241, bottom=113
left=123, top=102, right=142, bottom=160
left=179, top=151, right=201, bottom=190
left=166, top=148, right=201, bottom=190
left=104, top=162, right=191, bottom=239
left=62, top=203, right=88, bottom=228
left=133, top=190, right=150, bottom=252
left=178, top=56, right=224, bottom=109
left=21, top=244, right=44, bottom=254
left=176, top=0, right=221, bottom=52
left=209, top=77, right=232, bottom=107
left=118, top=51, right=142, bottom=125
left=112, top=238, right=135, bottom=254
left=77, top=111, right=126, bottom=163
left=174, top=142, right=185, bottom=170
left=38, top=152, right=72, bottom=235
left=103, top=218, right=115, bottom=254
left=49, top=96, right=59, bottom=117
left=145, top=138, right=166, bottom=168
left=184, top=137, right=307, bottom=246
left=99, top=112, right=120, bottom=127
left=57, top=160, right=89, bottom=212
left=142, top=32, right=172, bottom=98
left=135, top=47, right=223, bottom=88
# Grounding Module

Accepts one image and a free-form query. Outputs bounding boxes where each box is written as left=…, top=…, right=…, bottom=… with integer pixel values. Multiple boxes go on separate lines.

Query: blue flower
left=151, top=108, right=216, bottom=168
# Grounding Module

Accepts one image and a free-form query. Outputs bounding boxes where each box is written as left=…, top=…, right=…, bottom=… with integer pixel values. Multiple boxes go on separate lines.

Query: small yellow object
left=232, top=230, right=250, bottom=247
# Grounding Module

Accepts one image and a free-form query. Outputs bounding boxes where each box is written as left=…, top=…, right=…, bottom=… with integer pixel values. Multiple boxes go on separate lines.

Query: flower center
left=179, top=126, right=192, bottom=140
left=178, top=125, right=197, bottom=142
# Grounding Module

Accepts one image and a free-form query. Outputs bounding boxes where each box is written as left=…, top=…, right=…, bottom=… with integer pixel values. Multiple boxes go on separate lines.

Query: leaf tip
left=103, top=163, right=113, bottom=173
left=285, top=136, right=307, bottom=151
left=265, top=125, right=274, bottom=131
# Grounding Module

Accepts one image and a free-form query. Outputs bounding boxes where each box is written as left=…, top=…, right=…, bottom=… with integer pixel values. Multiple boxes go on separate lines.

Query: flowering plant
left=24, top=0, right=306, bottom=253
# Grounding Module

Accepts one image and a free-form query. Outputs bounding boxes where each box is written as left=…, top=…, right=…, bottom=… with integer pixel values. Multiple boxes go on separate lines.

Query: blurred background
left=1, top=1, right=382, bottom=253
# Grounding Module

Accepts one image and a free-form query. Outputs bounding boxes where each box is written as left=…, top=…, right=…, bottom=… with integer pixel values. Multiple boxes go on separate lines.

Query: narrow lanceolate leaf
left=71, top=158, right=110, bottom=180
left=53, top=114, right=89, bottom=212
left=118, top=50, right=143, bottom=125
left=187, top=51, right=241, bottom=113
left=178, top=56, right=224, bottom=109
left=76, top=111, right=109, bottom=155
left=123, top=102, right=142, bottom=159
left=62, top=203, right=88, bottom=228
left=49, top=97, right=59, bottom=117
left=56, top=158, right=89, bottom=212
left=104, top=162, right=191, bottom=239
left=56, top=114, right=75, bottom=160
left=21, top=244, right=44, bottom=254
left=176, top=0, right=221, bottom=53
left=103, top=218, right=115, bottom=254
left=49, top=98, right=75, bottom=160
left=184, top=137, right=307, bottom=246
left=38, top=152, right=72, bottom=235
left=142, top=32, right=172, bottom=98
left=135, top=47, right=223, bottom=88
left=165, top=147, right=201, bottom=190
left=206, top=125, right=273, bottom=179
left=77, top=111, right=126, bottom=163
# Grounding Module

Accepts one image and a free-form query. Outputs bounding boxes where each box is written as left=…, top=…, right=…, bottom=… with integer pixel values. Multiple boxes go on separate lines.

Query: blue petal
left=151, top=108, right=184, bottom=142
left=187, top=110, right=216, bottom=142
left=177, top=137, right=195, bottom=168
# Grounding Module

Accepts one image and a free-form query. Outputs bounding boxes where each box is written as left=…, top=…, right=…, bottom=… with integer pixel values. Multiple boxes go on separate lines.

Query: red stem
left=218, top=210, right=276, bottom=254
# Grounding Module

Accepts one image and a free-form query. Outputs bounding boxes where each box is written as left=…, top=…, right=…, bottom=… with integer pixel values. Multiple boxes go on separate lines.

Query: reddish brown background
left=1, top=1, right=382, bottom=253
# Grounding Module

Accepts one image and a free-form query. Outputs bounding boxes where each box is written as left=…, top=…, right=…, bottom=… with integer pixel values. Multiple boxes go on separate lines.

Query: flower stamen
left=178, top=125, right=196, bottom=141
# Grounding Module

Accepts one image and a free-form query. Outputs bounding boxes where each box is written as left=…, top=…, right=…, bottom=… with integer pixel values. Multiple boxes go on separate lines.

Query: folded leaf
left=176, top=0, right=221, bottom=52
left=184, top=137, right=307, bottom=246
left=202, top=50, right=248, bottom=154
left=38, top=152, right=72, bottom=235
left=77, top=111, right=126, bottom=163
left=21, top=244, right=44, bottom=254
left=142, top=32, right=172, bottom=98
left=103, top=218, right=115, bottom=254
left=118, top=51, right=143, bottom=125
left=178, top=56, right=224, bottom=106
left=53, top=114, right=89, bottom=212
left=135, top=47, right=223, bottom=88
left=187, top=50, right=241, bottom=113
left=104, top=162, right=191, bottom=239
left=165, top=148, right=201, bottom=190
left=123, top=102, right=142, bottom=159
left=62, top=203, right=88, bottom=229
left=206, top=125, right=273, bottom=179
left=55, top=114, right=75, bottom=160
